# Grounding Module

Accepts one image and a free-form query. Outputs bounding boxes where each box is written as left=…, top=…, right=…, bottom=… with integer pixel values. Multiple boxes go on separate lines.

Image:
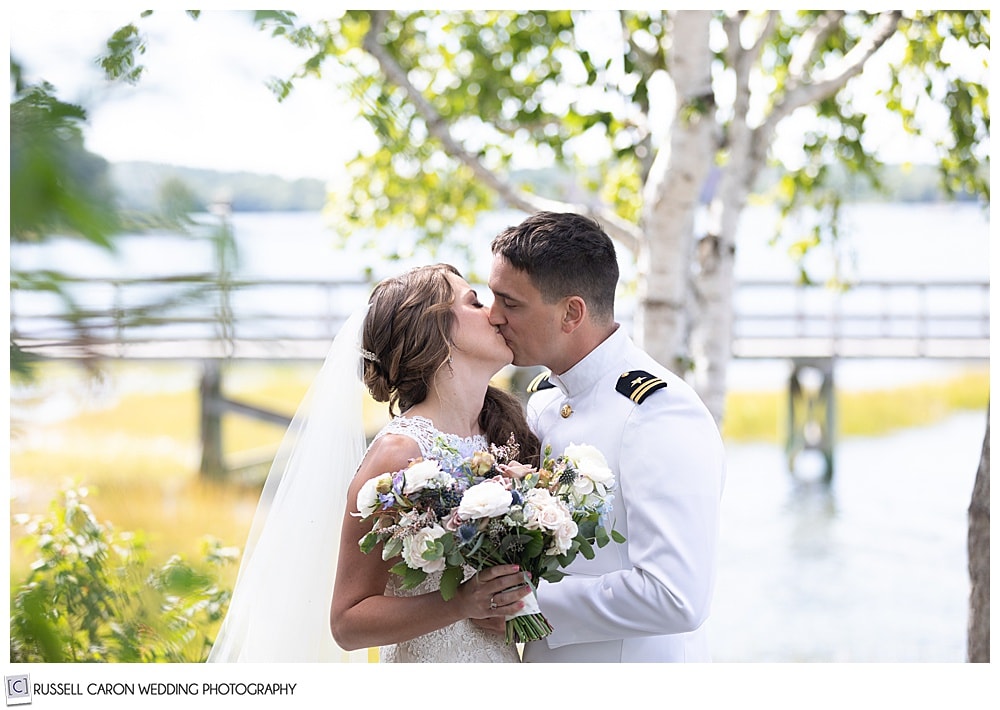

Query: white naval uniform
left=522, top=327, right=726, bottom=662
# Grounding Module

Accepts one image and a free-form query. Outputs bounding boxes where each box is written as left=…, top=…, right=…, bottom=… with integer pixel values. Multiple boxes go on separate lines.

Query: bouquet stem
left=505, top=612, right=553, bottom=645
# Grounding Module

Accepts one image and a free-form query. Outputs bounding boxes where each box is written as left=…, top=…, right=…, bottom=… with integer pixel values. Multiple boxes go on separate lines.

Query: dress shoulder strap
left=371, top=415, right=440, bottom=459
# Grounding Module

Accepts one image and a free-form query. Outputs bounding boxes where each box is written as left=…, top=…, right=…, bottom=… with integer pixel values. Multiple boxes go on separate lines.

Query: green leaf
left=577, top=518, right=598, bottom=540
left=595, top=525, right=611, bottom=548
left=439, top=566, right=464, bottom=601
left=381, top=536, right=403, bottom=561
left=390, top=562, right=427, bottom=590
left=359, top=531, right=379, bottom=554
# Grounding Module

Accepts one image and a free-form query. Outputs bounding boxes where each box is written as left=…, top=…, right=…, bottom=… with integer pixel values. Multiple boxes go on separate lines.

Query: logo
left=5, top=675, right=31, bottom=706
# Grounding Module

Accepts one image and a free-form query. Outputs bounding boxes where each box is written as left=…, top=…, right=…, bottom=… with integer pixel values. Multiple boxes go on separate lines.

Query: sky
left=9, top=8, right=371, bottom=183
left=8, top=7, right=986, bottom=185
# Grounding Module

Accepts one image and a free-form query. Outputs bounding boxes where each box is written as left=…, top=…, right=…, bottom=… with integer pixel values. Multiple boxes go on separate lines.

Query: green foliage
left=9, top=62, right=126, bottom=379
left=9, top=486, right=237, bottom=663
left=266, top=10, right=654, bottom=241
left=257, top=9, right=987, bottom=260
left=9, top=66, right=120, bottom=246
left=98, top=24, right=147, bottom=84
left=893, top=12, right=990, bottom=202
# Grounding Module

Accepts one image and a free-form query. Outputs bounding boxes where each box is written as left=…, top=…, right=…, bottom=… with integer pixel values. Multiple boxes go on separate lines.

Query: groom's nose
left=488, top=302, right=506, bottom=326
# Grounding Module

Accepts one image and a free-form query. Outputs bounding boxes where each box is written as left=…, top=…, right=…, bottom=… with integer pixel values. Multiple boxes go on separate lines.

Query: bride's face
left=446, top=273, right=513, bottom=371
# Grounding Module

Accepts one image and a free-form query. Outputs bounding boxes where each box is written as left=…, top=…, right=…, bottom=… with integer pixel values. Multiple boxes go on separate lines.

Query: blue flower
left=457, top=523, right=478, bottom=545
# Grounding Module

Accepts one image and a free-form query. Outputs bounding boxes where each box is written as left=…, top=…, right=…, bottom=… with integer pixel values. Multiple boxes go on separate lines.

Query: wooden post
left=786, top=357, right=835, bottom=484
left=199, top=359, right=226, bottom=479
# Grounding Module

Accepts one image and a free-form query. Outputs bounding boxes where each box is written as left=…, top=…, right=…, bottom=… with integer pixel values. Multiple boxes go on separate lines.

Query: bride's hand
left=456, top=565, right=531, bottom=622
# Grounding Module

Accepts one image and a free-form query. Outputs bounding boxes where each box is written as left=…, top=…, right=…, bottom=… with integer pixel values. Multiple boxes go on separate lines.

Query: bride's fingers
left=486, top=575, right=532, bottom=612
left=475, top=564, right=521, bottom=583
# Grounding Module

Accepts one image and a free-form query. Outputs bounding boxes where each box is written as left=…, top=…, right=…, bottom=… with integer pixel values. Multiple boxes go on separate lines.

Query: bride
left=208, top=264, right=536, bottom=663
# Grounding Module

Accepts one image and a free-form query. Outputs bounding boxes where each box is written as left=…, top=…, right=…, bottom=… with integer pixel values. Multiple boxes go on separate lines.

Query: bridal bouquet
left=356, top=436, right=625, bottom=644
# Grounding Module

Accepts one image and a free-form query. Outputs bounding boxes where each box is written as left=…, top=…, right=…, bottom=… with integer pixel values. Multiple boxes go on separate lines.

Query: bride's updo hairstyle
left=362, top=263, right=539, bottom=465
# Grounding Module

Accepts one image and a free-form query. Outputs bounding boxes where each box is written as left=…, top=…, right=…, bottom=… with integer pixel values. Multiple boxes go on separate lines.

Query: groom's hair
left=491, top=211, right=618, bottom=323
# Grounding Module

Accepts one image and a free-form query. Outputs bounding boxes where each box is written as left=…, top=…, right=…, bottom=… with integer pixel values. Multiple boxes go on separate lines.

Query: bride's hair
left=362, top=263, right=539, bottom=465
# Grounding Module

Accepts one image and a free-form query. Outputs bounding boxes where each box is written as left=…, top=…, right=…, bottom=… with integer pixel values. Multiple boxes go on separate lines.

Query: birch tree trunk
left=691, top=13, right=776, bottom=420
left=967, top=407, right=989, bottom=662
left=637, top=11, right=717, bottom=374
left=693, top=11, right=900, bottom=422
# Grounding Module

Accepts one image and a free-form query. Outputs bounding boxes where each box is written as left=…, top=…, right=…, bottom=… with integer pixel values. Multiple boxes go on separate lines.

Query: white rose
left=548, top=518, right=579, bottom=555
left=564, top=443, right=615, bottom=488
left=356, top=472, right=393, bottom=518
left=524, top=489, right=569, bottom=530
left=457, top=480, right=513, bottom=520
left=402, top=459, right=447, bottom=495
left=401, top=524, right=448, bottom=573
left=571, top=475, right=596, bottom=503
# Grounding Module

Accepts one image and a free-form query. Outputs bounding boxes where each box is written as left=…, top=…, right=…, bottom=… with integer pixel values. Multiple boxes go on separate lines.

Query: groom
left=485, top=211, right=726, bottom=662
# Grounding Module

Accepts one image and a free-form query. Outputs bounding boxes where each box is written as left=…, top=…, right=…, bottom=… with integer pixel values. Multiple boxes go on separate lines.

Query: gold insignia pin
left=560, top=404, right=573, bottom=418
left=631, top=376, right=646, bottom=386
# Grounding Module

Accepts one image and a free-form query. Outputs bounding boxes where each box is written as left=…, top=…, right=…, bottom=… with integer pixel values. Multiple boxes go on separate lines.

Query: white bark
left=637, top=11, right=716, bottom=373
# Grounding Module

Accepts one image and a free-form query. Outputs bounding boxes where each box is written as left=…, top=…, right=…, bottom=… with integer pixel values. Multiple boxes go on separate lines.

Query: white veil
left=208, top=307, right=371, bottom=662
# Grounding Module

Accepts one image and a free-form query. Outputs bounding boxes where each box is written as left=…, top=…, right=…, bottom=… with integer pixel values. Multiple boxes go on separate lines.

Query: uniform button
left=560, top=404, right=573, bottom=418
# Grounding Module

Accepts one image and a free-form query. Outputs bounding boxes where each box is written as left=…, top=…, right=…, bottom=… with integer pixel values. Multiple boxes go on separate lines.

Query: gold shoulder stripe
left=526, top=371, right=555, bottom=393
left=631, top=377, right=666, bottom=403
left=615, top=370, right=667, bottom=404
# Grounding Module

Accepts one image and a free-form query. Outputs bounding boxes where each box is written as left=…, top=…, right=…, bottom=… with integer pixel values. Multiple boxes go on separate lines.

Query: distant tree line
left=110, top=161, right=329, bottom=213
left=106, top=159, right=977, bottom=219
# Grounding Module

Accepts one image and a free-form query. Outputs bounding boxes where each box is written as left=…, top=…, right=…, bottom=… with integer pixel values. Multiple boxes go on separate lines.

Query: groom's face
left=488, top=256, right=563, bottom=369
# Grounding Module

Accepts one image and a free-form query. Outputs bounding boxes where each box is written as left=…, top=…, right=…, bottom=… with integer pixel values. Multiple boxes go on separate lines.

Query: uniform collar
left=548, top=325, right=628, bottom=398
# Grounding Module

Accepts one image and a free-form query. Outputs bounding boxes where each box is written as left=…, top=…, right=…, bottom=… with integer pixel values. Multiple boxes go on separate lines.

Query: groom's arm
left=537, top=392, right=726, bottom=648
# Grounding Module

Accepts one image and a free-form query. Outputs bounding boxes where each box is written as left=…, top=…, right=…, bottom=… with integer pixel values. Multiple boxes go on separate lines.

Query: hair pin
left=360, top=348, right=379, bottom=364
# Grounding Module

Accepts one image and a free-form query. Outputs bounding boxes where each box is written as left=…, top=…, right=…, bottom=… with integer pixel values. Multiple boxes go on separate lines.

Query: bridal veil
left=208, top=307, right=371, bottom=662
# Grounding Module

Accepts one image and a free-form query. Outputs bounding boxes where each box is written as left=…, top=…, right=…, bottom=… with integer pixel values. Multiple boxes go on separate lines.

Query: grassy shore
left=9, top=361, right=989, bottom=586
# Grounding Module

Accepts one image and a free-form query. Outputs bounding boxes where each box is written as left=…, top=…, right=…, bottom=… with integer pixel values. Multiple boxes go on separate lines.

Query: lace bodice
left=371, top=414, right=488, bottom=461
left=369, top=416, right=520, bottom=664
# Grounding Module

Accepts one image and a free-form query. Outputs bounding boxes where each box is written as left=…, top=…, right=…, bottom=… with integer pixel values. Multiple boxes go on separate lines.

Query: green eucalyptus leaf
left=439, top=566, right=464, bottom=601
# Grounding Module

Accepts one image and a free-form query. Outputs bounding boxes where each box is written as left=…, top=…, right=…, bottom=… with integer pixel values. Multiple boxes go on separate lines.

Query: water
left=711, top=411, right=986, bottom=662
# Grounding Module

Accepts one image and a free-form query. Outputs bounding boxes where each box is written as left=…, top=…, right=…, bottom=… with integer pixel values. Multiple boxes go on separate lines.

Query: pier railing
left=11, top=275, right=989, bottom=479
left=11, top=276, right=991, bottom=361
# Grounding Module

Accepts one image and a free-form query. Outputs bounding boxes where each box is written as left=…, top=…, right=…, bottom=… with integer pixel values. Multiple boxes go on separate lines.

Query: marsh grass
left=722, top=369, right=989, bottom=442
left=10, top=361, right=989, bottom=586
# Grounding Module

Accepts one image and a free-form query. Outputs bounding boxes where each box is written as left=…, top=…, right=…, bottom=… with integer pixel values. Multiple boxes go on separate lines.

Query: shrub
left=10, top=486, right=237, bottom=662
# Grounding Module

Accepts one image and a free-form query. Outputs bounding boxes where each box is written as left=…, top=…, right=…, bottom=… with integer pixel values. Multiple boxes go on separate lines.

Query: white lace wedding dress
left=371, top=416, right=520, bottom=663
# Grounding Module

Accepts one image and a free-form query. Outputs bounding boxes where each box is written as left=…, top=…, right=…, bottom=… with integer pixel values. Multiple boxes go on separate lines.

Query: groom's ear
left=560, top=295, right=587, bottom=334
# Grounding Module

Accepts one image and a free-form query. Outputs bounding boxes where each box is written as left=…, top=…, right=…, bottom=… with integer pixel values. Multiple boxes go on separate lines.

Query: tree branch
left=724, top=10, right=778, bottom=149
left=361, top=11, right=641, bottom=252
left=762, top=10, right=903, bottom=136
left=788, top=10, right=846, bottom=78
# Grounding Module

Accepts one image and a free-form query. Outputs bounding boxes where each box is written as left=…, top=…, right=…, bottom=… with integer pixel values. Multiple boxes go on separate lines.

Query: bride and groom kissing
left=208, top=211, right=726, bottom=663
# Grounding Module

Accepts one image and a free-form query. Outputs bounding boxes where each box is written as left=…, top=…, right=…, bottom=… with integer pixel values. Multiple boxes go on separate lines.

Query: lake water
left=711, top=410, right=986, bottom=662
